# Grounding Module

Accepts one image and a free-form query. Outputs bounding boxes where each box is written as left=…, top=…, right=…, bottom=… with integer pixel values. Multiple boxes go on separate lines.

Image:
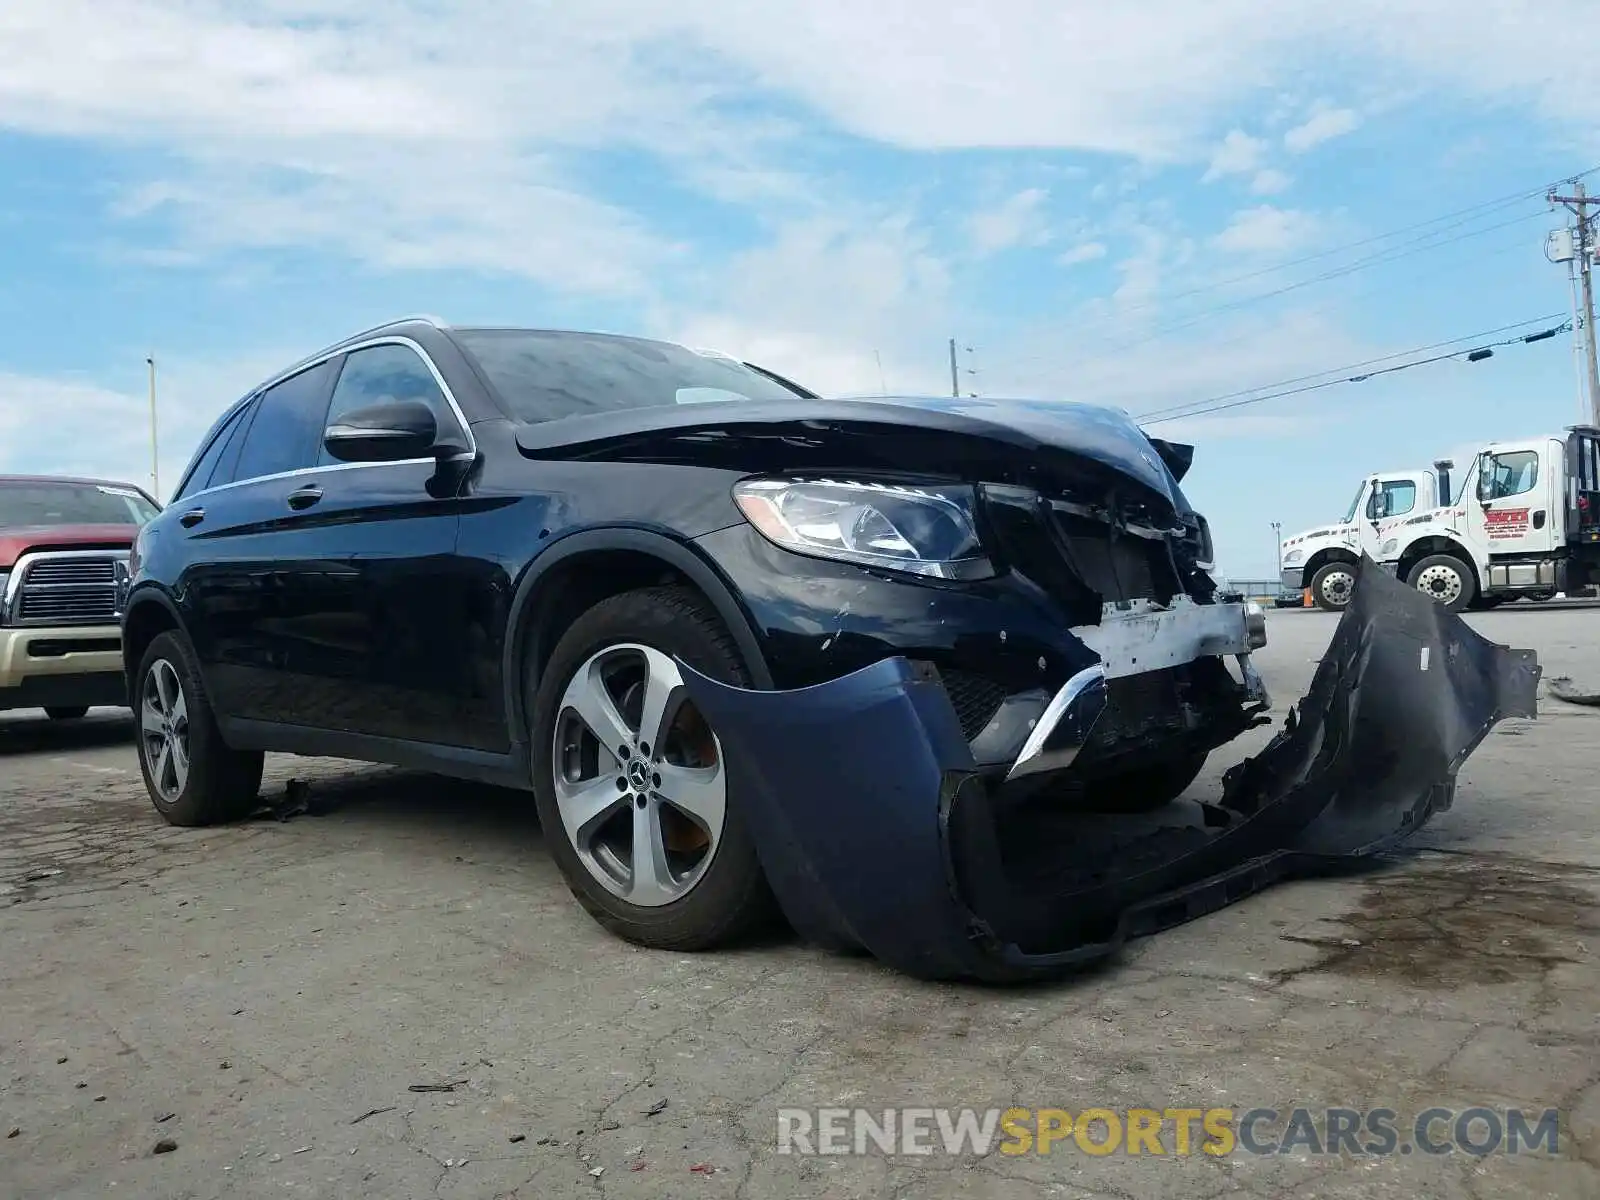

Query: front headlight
left=733, top=478, right=994, bottom=580
left=1283, top=549, right=1303, bottom=566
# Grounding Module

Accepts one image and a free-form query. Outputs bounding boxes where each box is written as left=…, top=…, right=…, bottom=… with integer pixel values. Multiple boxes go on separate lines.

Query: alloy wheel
left=140, top=659, right=190, bottom=803
left=550, top=643, right=727, bottom=907
left=1320, top=569, right=1354, bottom=607
left=1415, top=563, right=1464, bottom=606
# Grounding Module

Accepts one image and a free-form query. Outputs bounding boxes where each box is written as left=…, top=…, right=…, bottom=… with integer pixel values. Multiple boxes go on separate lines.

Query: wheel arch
left=121, top=587, right=188, bottom=698
left=501, top=528, right=773, bottom=748
left=1301, top=546, right=1358, bottom=587
left=1396, top=536, right=1480, bottom=590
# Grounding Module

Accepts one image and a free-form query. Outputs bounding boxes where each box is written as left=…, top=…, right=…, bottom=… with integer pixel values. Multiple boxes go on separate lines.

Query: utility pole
left=1271, top=521, right=1282, bottom=575
left=948, top=338, right=960, bottom=398
left=1549, top=181, right=1600, bottom=424
left=146, top=355, right=160, bottom=499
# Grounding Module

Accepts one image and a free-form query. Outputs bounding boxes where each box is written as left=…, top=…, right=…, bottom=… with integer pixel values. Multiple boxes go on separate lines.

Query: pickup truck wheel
left=1079, top=751, right=1210, bottom=813
left=1309, top=562, right=1355, bottom=612
left=44, top=706, right=89, bottom=721
left=529, top=586, right=777, bottom=952
left=1406, top=554, right=1476, bottom=613
left=135, top=631, right=264, bottom=827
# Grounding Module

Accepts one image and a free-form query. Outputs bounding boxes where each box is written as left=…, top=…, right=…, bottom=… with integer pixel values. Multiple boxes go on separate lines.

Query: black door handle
left=179, top=508, right=205, bottom=528
left=286, top=485, right=323, bottom=511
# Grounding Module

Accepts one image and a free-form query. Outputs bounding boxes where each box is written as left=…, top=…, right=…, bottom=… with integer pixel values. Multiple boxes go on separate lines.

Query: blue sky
left=1, top=1, right=1596, bottom=578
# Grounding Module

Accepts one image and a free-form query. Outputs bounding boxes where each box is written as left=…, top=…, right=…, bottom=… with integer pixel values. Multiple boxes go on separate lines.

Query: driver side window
left=1487, top=451, right=1539, bottom=500
left=318, top=344, right=460, bottom=466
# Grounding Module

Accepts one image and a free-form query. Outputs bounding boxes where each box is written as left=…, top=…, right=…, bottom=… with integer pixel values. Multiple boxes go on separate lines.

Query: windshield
left=1342, top=480, right=1367, bottom=524
left=0, top=481, right=159, bottom=527
left=454, top=329, right=811, bottom=423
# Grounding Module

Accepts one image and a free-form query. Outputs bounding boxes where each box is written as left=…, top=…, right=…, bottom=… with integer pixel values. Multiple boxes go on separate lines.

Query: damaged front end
left=680, top=557, right=1541, bottom=983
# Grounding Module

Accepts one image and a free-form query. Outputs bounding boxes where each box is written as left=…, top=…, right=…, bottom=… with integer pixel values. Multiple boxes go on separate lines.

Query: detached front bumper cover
left=680, top=557, right=1541, bottom=982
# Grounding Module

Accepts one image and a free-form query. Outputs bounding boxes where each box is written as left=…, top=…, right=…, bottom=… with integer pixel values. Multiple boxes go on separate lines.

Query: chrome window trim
left=179, top=335, right=478, bottom=503
left=2, top=549, right=132, bottom=626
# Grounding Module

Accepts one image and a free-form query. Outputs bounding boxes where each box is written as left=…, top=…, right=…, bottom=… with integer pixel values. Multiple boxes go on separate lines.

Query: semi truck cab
left=1279, top=468, right=1443, bottom=611
left=1373, top=427, right=1600, bottom=610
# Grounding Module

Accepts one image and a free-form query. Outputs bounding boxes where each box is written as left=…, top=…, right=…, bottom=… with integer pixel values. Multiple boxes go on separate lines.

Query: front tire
left=44, top=706, right=88, bottom=721
left=135, top=631, right=263, bottom=827
left=529, top=586, right=777, bottom=951
left=1309, top=562, right=1356, bottom=612
left=1406, top=554, right=1476, bottom=613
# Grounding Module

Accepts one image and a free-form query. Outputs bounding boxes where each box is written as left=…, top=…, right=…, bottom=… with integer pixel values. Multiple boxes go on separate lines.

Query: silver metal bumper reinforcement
left=1007, top=598, right=1269, bottom=782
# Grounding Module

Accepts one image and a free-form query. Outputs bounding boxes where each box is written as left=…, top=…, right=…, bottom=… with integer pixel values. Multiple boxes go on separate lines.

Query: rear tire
left=134, top=631, right=264, bottom=827
left=1309, top=562, right=1356, bottom=612
left=529, top=585, right=777, bottom=952
left=1405, top=553, right=1476, bottom=613
left=44, top=706, right=88, bottom=721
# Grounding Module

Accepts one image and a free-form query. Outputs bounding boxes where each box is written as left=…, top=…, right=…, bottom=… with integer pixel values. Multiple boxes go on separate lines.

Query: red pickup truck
left=0, top=475, right=161, bottom=719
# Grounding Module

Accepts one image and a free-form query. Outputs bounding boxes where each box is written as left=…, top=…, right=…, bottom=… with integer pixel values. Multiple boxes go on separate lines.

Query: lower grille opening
left=940, top=669, right=1009, bottom=741
left=27, top=638, right=121, bottom=658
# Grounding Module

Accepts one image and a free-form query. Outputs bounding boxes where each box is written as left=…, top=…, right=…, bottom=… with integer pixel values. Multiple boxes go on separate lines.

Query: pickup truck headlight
left=733, top=478, right=995, bottom=580
left=1283, top=549, right=1303, bottom=566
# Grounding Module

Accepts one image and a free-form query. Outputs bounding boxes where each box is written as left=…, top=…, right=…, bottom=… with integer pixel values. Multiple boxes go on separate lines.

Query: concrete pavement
left=1, top=606, right=1596, bottom=1199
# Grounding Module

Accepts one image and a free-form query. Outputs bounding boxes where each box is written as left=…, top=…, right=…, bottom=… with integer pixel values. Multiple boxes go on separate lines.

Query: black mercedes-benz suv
left=123, top=316, right=1278, bottom=964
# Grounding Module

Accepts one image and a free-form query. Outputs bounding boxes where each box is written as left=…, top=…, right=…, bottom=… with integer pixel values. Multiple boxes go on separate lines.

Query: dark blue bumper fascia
left=680, top=557, right=1541, bottom=983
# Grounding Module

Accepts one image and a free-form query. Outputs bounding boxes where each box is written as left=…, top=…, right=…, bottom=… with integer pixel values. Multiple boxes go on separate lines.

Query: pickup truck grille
left=6, top=551, right=128, bottom=627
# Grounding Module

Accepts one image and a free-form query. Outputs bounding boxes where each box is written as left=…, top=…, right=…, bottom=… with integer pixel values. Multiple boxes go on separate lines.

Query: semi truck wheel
left=1309, top=562, right=1356, bottom=612
left=1406, top=554, right=1476, bottom=613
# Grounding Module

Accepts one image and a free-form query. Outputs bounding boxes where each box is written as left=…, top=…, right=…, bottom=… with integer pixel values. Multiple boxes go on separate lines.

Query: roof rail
left=245, top=314, right=452, bottom=397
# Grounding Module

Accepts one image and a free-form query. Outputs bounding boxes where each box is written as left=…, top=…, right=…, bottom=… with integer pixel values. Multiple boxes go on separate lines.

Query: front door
left=1467, top=447, right=1559, bottom=557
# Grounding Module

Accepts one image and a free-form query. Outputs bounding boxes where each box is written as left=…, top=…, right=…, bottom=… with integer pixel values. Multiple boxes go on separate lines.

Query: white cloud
left=0, top=0, right=1596, bottom=301
left=1058, top=241, right=1108, bottom=267
left=1202, top=130, right=1267, bottom=181
left=1284, top=105, right=1362, bottom=153
left=1250, top=168, right=1293, bottom=195
left=968, top=188, right=1052, bottom=255
left=1211, top=205, right=1322, bottom=255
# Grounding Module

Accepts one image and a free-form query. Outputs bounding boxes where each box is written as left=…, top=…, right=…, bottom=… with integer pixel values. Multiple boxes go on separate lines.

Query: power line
left=1001, top=164, right=1600, bottom=376
left=1137, top=316, right=1572, bottom=426
left=1004, top=231, right=1536, bottom=395
left=1059, top=209, right=1548, bottom=370
left=1135, top=313, right=1568, bottom=422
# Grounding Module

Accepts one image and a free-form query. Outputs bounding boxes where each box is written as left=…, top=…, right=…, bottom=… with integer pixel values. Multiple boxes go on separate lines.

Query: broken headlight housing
left=733, top=478, right=995, bottom=580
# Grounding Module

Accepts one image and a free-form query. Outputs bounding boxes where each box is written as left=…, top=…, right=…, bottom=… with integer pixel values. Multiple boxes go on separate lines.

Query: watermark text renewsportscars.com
left=775, top=1107, right=1562, bottom=1158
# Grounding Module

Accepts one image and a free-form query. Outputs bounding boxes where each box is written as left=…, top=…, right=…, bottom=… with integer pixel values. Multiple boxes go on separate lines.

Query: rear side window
left=231, top=361, right=337, bottom=483
left=174, top=402, right=251, bottom=501
left=317, top=344, right=458, bottom=466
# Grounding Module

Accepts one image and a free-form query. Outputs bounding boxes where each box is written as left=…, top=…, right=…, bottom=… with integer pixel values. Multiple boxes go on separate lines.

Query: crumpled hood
left=514, top=394, right=1186, bottom=521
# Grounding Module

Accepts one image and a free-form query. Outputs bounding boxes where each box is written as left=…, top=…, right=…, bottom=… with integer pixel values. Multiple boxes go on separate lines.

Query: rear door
left=177, top=360, right=344, bottom=725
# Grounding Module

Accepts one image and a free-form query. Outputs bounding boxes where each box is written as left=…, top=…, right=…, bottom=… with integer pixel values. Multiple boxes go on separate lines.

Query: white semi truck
left=1280, top=426, right=1600, bottom=612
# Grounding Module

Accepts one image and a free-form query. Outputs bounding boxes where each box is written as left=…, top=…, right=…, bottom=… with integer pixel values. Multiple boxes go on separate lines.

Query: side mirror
left=1475, top=457, right=1496, bottom=505
left=1370, top=492, right=1389, bottom=520
left=323, top=401, right=438, bottom=463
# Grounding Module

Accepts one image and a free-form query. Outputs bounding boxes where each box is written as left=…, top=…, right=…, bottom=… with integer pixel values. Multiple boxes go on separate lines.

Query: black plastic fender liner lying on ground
left=679, top=556, right=1542, bottom=983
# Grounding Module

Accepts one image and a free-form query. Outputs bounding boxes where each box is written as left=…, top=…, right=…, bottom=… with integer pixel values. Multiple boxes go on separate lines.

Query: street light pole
left=1271, top=521, right=1282, bottom=577
left=146, top=356, right=160, bottom=500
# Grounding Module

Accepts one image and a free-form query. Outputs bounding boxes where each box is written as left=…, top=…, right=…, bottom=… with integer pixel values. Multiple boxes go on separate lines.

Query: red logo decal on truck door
left=1485, top=508, right=1530, bottom=538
